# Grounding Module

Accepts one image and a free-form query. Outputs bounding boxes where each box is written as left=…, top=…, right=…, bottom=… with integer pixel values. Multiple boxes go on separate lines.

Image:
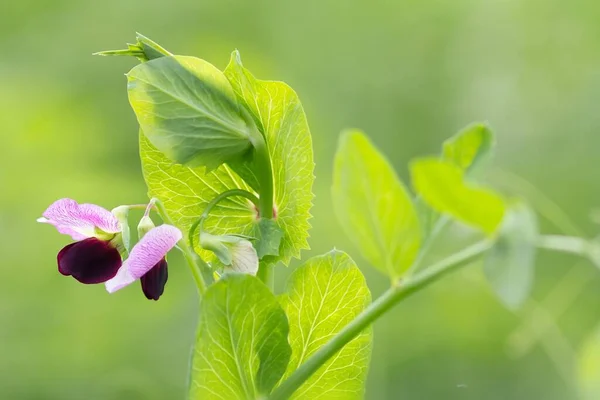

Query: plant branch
left=249, top=130, right=276, bottom=288
left=536, top=234, right=591, bottom=256
left=251, top=132, right=274, bottom=220
left=271, top=232, right=598, bottom=399
left=269, top=239, right=493, bottom=400
left=124, top=203, right=151, bottom=210
left=257, top=262, right=274, bottom=289
left=408, top=214, right=450, bottom=275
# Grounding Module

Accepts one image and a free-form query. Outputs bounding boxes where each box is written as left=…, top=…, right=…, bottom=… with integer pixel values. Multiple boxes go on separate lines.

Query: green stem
left=249, top=131, right=275, bottom=288
left=408, top=214, right=450, bottom=275
left=257, top=262, right=274, bottom=289
left=536, top=234, right=590, bottom=256
left=251, top=132, right=274, bottom=220
left=269, top=239, right=493, bottom=400
left=188, top=189, right=260, bottom=248
left=154, top=199, right=207, bottom=295
left=125, top=204, right=150, bottom=210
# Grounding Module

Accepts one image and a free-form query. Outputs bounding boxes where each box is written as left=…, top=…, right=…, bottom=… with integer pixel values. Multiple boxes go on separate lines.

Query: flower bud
left=137, top=216, right=156, bottom=239
left=199, top=233, right=259, bottom=275
left=111, top=205, right=131, bottom=252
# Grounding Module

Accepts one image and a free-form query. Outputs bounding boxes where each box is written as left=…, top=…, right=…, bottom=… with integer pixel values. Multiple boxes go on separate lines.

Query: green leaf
left=127, top=55, right=257, bottom=169
left=411, top=157, right=506, bottom=234
left=138, top=50, right=313, bottom=267
left=443, top=122, right=494, bottom=172
left=94, top=32, right=172, bottom=62
left=223, top=51, right=315, bottom=265
left=140, top=132, right=258, bottom=264
left=579, top=328, right=600, bottom=399
left=417, top=123, right=496, bottom=240
left=189, top=273, right=291, bottom=399
left=484, top=203, right=538, bottom=310
left=253, top=218, right=283, bottom=259
left=331, top=130, right=421, bottom=278
left=278, top=250, right=372, bottom=399
left=135, top=32, right=173, bottom=61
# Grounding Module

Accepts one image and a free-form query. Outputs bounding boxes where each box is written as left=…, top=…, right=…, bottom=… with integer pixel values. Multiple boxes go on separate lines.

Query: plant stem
left=154, top=199, right=208, bottom=295
left=269, top=239, right=493, bottom=400
left=188, top=189, right=260, bottom=248
left=125, top=204, right=151, bottom=210
left=251, top=132, right=274, bottom=220
left=257, top=262, right=274, bottom=289
left=179, top=242, right=209, bottom=296
left=249, top=130, right=276, bottom=288
left=536, top=234, right=590, bottom=256
left=408, top=214, right=450, bottom=275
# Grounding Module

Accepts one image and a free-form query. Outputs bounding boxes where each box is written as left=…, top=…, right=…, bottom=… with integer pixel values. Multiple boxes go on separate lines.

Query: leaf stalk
left=188, top=189, right=260, bottom=248
left=252, top=131, right=275, bottom=220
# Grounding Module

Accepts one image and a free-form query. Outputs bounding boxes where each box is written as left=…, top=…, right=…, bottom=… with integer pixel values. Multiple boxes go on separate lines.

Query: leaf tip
left=326, top=248, right=347, bottom=258
left=339, top=128, right=367, bottom=148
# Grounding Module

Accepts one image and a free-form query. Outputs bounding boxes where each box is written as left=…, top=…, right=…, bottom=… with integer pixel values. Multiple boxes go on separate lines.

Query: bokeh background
left=3, top=0, right=600, bottom=399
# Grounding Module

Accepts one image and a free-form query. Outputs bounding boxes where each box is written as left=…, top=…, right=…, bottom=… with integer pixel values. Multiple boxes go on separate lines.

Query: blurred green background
left=3, top=0, right=600, bottom=399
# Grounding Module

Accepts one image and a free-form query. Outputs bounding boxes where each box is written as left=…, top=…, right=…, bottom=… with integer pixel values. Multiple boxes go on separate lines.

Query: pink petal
left=38, top=198, right=121, bottom=240
left=105, top=224, right=181, bottom=293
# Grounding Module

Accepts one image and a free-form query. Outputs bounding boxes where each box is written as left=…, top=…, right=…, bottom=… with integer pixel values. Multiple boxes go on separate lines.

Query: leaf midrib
left=296, top=265, right=334, bottom=366
left=226, top=288, right=255, bottom=399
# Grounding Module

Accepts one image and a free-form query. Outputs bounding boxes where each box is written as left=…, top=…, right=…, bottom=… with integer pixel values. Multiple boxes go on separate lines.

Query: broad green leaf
left=579, top=328, right=600, bottom=399
left=484, top=203, right=538, bottom=310
left=253, top=218, right=283, bottom=258
left=417, top=123, right=496, bottom=240
left=443, top=123, right=494, bottom=171
left=411, top=157, right=506, bottom=234
left=130, top=49, right=260, bottom=265
left=128, top=55, right=257, bottom=169
left=331, top=130, right=421, bottom=278
left=224, top=51, right=315, bottom=265
left=278, top=250, right=372, bottom=399
left=136, top=49, right=313, bottom=267
left=140, top=133, right=258, bottom=263
left=189, top=273, right=291, bottom=399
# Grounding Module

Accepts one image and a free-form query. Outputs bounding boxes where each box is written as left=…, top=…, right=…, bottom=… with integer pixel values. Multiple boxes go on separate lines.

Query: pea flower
left=106, top=216, right=181, bottom=300
left=38, top=198, right=181, bottom=300
left=37, top=198, right=125, bottom=283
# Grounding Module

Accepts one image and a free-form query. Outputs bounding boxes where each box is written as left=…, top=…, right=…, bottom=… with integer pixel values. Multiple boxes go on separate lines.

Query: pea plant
left=38, top=34, right=599, bottom=399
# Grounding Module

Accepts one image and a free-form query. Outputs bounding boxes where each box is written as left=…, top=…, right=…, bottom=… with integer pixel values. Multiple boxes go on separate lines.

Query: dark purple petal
left=57, top=238, right=122, bottom=284
left=140, top=258, right=168, bottom=301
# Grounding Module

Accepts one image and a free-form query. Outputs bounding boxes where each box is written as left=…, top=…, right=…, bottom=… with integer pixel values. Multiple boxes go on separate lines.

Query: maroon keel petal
left=57, top=238, right=122, bottom=284
left=140, top=258, right=168, bottom=301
